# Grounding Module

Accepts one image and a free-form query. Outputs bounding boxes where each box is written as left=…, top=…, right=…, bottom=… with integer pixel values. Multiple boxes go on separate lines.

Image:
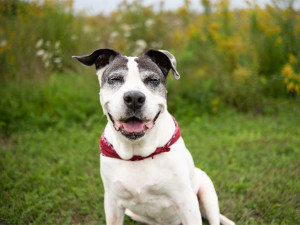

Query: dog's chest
left=101, top=156, right=182, bottom=223
left=107, top=160, right=173, bottom=203
left=113, top=178, right=178, bottom=223
left=114, top=178, right=171, bottom=204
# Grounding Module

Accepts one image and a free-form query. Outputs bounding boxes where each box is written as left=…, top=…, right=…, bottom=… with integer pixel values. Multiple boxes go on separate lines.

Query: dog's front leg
left=104, top=193, right=124, bottom=225
left=173, top=189, right=203, bottom=225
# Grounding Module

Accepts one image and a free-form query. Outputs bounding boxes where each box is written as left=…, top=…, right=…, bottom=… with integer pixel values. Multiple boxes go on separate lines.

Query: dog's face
left=73, top=49, right=180, bottom=140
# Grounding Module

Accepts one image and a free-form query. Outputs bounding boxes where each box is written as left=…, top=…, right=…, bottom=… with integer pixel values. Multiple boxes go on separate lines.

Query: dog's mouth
left=108, top=112, right=160, bottom=140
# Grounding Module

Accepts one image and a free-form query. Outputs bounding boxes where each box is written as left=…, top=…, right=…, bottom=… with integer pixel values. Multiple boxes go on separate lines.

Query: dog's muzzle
left=108, top=110, right=160, bottom=140
left=107, top=91, right=161, bottom=140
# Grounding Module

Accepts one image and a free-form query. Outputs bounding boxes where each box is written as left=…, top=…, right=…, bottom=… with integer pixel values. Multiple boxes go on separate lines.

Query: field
left=1, top=73, right=299, bottom=224
left=1, top=0, right=300, bottom=224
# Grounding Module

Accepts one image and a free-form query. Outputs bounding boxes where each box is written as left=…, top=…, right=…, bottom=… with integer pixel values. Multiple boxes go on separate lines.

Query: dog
left=73, top=49, right=235, bottom=225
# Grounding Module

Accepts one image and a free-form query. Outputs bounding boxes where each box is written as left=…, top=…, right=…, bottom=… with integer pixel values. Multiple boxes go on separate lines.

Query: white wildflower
left=44, top=60, right=50, bottom=68
left=133, top=39, right=147, bottom=55
left=151, top=41, right=163, bottom=49
left=110, top=31, right=119, bottom=39
left=124, top=31, right=131, bottom=38
left=136, top=39, right=147, bottom=49
left=42, top=52, right=52, bottom=61
left=121, top=24, right=131, bottom=32
left=121, top=23, right=133, bottom=38
left=83, top=25, right=92, bottom=33
left=53, top=57, right=62, bottom=64
left=145, top=19, right=155, bottom=28
left=35, top=39, right=43, bottom=49
left=0, top=40, right=7, bottom=47
left=54, top=41, right=60, bottom=49
left=71, top=35, right=78, bottom=41
left=36, top=49, right=45, bottom=57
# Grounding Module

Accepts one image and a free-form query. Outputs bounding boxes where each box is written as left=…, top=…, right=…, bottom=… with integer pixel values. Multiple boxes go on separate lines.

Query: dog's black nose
left=123, top=91, right=146, bottom=110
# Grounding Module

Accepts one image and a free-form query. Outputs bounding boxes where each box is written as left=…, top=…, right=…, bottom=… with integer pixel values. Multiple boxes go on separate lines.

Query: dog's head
left=73, top=49, right=180, bottom=140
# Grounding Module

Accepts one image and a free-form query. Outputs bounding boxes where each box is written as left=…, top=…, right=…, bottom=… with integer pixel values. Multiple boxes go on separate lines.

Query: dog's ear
left=144, top=49, right=180, bottom=79
left=72, top=49, right=120, bottom=70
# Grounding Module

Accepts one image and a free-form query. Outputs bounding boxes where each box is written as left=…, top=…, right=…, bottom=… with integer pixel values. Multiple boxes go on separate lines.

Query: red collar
left=99, top=116, right=181, bottom=161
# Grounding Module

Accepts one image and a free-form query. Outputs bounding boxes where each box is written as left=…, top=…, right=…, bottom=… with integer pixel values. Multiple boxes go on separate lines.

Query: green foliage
left=0, top=73, right=103, bottom=135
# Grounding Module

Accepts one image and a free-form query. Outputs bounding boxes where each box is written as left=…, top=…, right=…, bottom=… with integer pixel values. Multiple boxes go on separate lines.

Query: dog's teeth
left=113, top=120, right=123, bottom=131
left=145, top=121, right=154, bottom=129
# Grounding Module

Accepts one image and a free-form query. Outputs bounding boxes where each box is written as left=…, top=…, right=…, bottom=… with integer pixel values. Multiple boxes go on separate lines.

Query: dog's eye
left=108, top=76, right=124, bottom=85
left=145, top=77, right=160, bottom=86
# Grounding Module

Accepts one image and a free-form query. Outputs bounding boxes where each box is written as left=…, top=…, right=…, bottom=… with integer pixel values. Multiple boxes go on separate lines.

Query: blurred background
left=1, top=0, right=299, bottom=224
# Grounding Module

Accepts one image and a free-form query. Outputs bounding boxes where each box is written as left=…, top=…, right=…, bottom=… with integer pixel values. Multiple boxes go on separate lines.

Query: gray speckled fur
left=135, top=55, right=167, bottom=98
left=101, top=55, right=168, bottom=98
left=101, top=56, right=128, bottom=88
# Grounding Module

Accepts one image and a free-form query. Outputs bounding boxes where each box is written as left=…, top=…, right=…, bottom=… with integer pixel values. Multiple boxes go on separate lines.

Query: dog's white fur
left=96, top=57, right=234, bottom=225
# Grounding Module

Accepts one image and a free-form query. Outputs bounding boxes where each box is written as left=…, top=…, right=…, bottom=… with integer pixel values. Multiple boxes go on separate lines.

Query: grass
left=181, top=108, right=300, bottom=224
left=1, top=73, right=299, bottom=224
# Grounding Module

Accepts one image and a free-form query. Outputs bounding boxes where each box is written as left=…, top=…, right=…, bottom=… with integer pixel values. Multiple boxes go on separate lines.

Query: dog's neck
left=104, top=110, right=175, bottom=160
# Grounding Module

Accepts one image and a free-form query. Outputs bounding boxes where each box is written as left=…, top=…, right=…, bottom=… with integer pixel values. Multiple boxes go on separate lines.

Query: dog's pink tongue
left=123, top=121, right=145, bottom=133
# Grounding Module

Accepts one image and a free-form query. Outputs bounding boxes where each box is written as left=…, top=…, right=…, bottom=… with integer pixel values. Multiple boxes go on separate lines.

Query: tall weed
left=0, top=0, right=81, bottom=79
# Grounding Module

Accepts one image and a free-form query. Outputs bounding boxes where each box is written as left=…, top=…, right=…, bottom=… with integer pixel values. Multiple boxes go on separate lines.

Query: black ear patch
left=72, top=49, right=121, bottom=70
left=144, top=49, right=180, bottom=79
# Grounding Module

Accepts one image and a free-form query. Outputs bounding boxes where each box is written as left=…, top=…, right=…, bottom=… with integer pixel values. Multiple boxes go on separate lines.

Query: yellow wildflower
left=295, top=24, right=300, bottom=33
left=284, top=77, right=289, bottom=84
left=233, top=66, right=252, bottom=82
left=211, top=98, right=220, bottom=106
left=258, top=23, right=267, bottom=33
left=281, top=64, right=293, bottom=78
left=288, top=54, right=297, bottom=64
left=194, top=69, right=205, bottom=78
left=274, top=37, right=282, bottom=46
left=272, top=26, right=281, bottom=34
left=264, top=26, right=281, bottom=37
left=287, top=82, right=294, bottom=93
left=208, top=22, right=220, bottom=32
left=217, top=0, right=230, bottom=8
left=177, top=6, right=188, bottom=17
left=188, top=25, right=198, bottom=39
left=208, top=22, right=221, bottom=41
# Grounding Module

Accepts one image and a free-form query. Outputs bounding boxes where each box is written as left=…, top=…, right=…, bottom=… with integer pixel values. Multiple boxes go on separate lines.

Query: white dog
left=73, top=49, right=235, bottom=225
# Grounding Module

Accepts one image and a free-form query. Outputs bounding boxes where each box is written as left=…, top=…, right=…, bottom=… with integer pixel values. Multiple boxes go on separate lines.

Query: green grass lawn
left=1, top=73, right=299, bottom=224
